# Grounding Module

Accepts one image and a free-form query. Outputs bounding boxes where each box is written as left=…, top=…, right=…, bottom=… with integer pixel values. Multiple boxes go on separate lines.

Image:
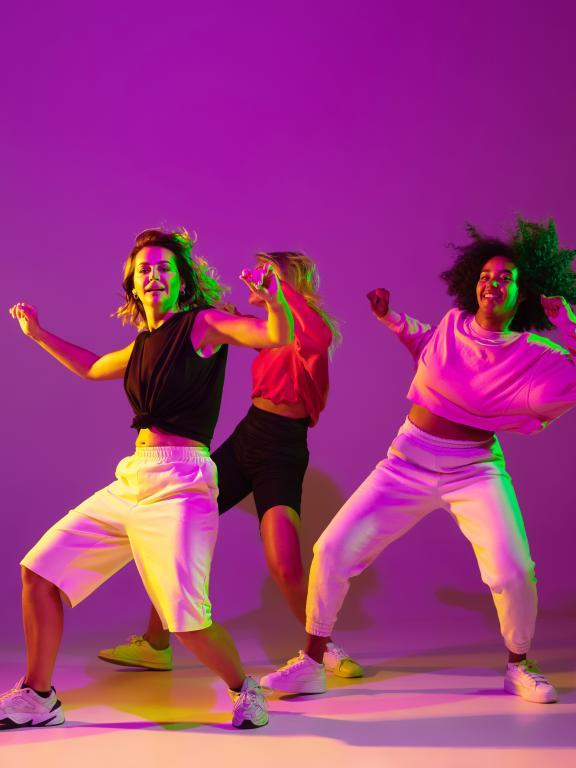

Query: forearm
left=31, top=328, right=100, bottom=378
left=377, top=308, right=403, bottom=328
left=264, top=293, right=294, bottom=346
left=377, top=308, right=434, bottom=361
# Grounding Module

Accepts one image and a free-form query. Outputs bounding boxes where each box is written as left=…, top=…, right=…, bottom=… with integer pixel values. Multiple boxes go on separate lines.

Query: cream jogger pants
left=306, top=419, right=537, bottom=654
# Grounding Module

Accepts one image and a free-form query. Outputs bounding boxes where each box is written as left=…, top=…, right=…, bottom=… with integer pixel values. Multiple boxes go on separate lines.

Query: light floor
left=1, top=640, right=575, bottom=768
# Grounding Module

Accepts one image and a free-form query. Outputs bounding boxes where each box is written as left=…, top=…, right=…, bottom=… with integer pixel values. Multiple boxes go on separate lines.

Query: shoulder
left=444, top=308, right=468, bottom=325
left=525, top=332, right=571, bottom=357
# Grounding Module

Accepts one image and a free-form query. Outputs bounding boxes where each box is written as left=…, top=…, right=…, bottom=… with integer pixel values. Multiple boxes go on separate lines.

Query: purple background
left=2, top=1, right=575, bottom=659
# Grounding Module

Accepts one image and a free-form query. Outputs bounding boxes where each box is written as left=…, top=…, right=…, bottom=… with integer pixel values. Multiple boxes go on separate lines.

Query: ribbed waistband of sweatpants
left=134, top=445, right=212, bottom=462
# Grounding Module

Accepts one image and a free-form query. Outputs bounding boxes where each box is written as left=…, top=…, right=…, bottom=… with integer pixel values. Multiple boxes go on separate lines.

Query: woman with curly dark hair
left=2, top=228, right=295, bottom=729
left=261, top=218, right=576, bottom=703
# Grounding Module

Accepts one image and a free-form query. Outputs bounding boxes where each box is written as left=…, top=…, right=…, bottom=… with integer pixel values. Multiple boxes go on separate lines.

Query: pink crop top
left=383, top=308, right=576, bottom=434
left=251, top=282, right=332, bottom=426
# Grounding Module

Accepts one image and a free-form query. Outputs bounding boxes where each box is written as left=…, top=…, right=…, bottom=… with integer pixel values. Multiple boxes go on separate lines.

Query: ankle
left=143, top=633, right=171, bottom=651
left=23, top=678, right=51, bottom=694
left=305, top=634, right=328, bottom=664
left=508, top=652, right=527, bottom=664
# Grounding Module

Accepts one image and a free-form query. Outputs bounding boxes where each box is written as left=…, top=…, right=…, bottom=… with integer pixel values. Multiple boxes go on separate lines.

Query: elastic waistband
left=400, top=418, right=494, bottom=449
left=134, top=446, right=212, bottom=462
left=248, top=404, right=311, bottom=428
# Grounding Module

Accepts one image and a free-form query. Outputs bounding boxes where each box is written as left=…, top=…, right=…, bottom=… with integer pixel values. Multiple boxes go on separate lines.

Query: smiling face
left=476, top=255, right=522, bottom=324
left=132, top=246, right=183, bottom=315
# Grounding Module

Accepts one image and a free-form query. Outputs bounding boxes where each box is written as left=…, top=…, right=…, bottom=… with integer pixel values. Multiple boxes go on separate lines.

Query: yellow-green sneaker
left=98, top=635, right=173, bottom=671
left=323, top=642, right=363, bottom=678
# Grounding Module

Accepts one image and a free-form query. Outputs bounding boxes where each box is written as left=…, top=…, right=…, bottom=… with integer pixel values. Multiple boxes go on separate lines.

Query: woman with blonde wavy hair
left=4, top=228, right=294, bottom=729
left=98, top=250, right=364, bottom=679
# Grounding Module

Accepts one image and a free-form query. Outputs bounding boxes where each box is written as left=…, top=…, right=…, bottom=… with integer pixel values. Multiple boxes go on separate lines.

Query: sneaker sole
left=260, top=679, right=327, bottom=694
left=0, top=711, right=65, bottom=729
left=504, top=679, right=558, bottom=703
left=97, top=653, right=172, bottom=671
left=232, top=717, right=269, bottom=729
left=327, top=667, right=364, bottom=679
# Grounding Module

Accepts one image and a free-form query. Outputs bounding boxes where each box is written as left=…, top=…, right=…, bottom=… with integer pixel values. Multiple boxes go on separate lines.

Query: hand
left=239, top=264, right=281, bottom=304
left=367, top=288, right=390, bottom=319
left=540, top=295, right=576, bottom=330
left=9, top=302, right=41, bottom=338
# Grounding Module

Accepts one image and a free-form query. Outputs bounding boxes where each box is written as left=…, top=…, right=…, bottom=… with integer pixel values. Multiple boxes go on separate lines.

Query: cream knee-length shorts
left=21, top=446, right=219, bottom=632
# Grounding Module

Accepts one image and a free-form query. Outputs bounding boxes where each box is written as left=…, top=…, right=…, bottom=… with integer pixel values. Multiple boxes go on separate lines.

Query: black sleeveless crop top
left=124, top=309, right=228, bottom=448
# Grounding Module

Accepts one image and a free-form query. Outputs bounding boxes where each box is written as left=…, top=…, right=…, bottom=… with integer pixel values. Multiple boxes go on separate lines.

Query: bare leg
left=143, top=603, right=171, bottom=650
left=260, top=505, right=308, bottom=626
left=175, top=622, right=245, bottom=690
left=261, top=506, right=336, bottom=654
left=21, top=567, right=64, bottom=691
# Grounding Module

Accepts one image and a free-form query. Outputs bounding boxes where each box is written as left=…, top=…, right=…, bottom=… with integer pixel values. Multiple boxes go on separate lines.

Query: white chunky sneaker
left=229, top=676, right=269, bottom=729
left=260, top=651, right=327, bottom=694
left=98, top=635, right=173, bottom=671
left=323, top=642, right=364, bottom=678
left=504, top=660, right=558, bottom=703
left=0, top=679, right=65, bottom=729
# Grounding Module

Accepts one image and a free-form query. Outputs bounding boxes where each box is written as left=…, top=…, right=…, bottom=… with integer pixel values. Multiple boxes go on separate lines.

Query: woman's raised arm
left=367, top=288, right=435, bottom=363
left=193, top=267, right=294, bottom=352
left=9, top=302, right=134, bottom=380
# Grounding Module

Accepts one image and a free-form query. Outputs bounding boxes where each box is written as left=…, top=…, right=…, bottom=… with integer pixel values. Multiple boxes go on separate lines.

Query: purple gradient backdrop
left=2, top=1, right=575, bottom=657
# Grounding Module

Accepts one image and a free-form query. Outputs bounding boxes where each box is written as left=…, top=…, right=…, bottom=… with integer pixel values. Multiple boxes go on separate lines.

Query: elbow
left=272, top=325, right=294, bottom=347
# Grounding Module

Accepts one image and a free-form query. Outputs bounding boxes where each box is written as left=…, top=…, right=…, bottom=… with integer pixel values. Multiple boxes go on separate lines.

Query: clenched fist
left=367, top=288, right=390, bottom=319
left=540, top=295, right=576, bottom=330
left=9, top=302, right=41, bottom=338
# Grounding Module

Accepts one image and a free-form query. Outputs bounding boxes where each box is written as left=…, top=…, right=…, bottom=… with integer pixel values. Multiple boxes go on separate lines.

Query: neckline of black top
left=144, top=311, right=188, bottom=335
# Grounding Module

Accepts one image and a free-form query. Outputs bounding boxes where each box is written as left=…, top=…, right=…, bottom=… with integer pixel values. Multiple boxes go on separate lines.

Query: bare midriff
left=135, top=426, right=206, bottom=448
left=408, top=404, right=494, bottom=441
left=252, top=396, right=309, bottom=419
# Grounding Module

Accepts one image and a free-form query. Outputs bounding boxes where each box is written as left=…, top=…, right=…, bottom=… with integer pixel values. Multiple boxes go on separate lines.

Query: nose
left=491, top=279, right=500, bottom=287
left=148, top=266, right=162, bottom=281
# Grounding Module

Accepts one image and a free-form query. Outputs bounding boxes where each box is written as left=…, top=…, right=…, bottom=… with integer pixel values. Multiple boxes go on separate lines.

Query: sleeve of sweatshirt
left=380, top=312, right=436, bottom=364
left=527, top=341, right=576, bottom=423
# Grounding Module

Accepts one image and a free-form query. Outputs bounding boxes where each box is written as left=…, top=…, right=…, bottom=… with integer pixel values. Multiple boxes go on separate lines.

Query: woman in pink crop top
left=98, top=251, right=363, bottom=679
left=260, top=218, right=576, bottom=703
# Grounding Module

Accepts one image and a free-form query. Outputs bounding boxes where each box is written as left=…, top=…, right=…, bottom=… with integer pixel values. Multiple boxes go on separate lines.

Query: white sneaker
left=260, top=651, right=327, bottom=694
left=98, top=635, right=173, bottom=671
left=0, top=679, right=65, bottom=729
left=504, top=660, right=558, bottom=703
left=229, top=676, right=269, bottom=729
left=323, top=642, right=364, bottom=678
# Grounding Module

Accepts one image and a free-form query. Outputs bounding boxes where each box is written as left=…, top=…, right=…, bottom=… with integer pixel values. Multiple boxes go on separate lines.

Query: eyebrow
left=135, top=260, right=173, bottom=267
left=480, top=268, right=515, bottom=275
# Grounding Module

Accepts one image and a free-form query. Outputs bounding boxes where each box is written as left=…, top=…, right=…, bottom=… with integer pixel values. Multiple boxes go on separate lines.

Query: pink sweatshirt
left=384, top=308, right=576, bottom=434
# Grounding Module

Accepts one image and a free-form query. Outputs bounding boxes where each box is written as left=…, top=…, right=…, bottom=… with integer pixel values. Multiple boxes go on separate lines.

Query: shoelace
left=125, top=635, right=146, bottom=647
left=326, top=643, right=349, bottom=662
left=0, top=685, right=22, bottom=703
left=235, top=685, right=265, bottom=707
left=518, top=661, right=549, bottom=685
left=278, top=651, right=308, bottom=674
left=0, top=678, right=27, bottom=703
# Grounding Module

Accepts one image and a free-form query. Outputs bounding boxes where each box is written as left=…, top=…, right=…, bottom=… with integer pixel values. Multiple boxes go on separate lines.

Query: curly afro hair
left=440, top=217, right=576, bottom=332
